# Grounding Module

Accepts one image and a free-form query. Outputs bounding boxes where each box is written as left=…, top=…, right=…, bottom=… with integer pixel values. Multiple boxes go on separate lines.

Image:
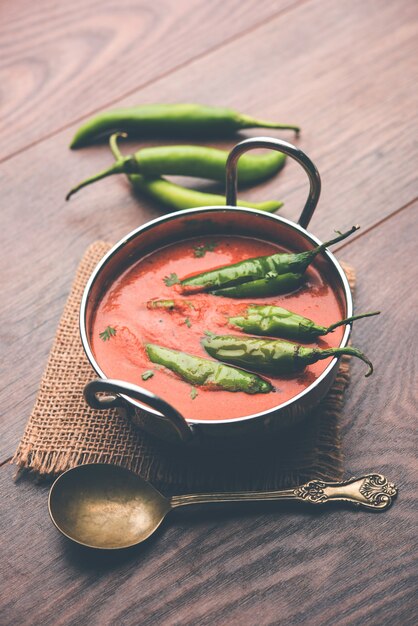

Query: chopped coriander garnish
left=190, top=387, right=198, bottom=400
left=184, top=317, right=192, bottom=328
left=163, top=273, right=180, bottom=286
left=193, top=242, right=218, bottom=258
left=142, top=370, right=154, bottom=381
left=99, top=326, right=117, bottom=341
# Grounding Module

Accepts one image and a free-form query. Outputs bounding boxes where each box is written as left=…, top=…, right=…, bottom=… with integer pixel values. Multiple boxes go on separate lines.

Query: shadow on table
left=58, top=498, right=351, bottom=573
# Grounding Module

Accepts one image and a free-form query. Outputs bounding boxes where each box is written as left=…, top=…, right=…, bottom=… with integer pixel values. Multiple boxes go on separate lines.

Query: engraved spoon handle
left=170, top=474, right=398, bottom=511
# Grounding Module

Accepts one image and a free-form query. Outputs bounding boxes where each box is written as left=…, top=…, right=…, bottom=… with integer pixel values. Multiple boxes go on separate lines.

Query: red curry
left=91, top=236, right=344, bottom=421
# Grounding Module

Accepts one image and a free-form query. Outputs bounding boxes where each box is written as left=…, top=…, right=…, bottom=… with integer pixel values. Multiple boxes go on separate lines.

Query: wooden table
left=1, top=1, right=417, bottom=623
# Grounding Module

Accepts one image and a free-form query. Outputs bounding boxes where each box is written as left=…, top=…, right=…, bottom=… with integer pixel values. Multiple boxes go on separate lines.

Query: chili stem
left=66, top=160, right=129, bottom=200
left=310, top=347, right=374, bottom=377
left=310, top=226, right=360, bottom=259
left=326, top=311, right=380, bottom=333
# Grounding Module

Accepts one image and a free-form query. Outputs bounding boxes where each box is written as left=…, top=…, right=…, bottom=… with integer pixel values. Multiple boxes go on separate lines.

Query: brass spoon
left=48, top=464, right=398, bottom=550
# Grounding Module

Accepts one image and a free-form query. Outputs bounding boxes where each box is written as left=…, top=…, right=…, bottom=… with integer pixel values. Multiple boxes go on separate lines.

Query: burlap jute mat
left=13, top=242, right=354, bottom=494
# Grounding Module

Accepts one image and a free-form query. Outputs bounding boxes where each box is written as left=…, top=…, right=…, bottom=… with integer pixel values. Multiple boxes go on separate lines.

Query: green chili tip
left=147, top=299, right=176, bottom=310
left=240, top=117, right=300, bottom=135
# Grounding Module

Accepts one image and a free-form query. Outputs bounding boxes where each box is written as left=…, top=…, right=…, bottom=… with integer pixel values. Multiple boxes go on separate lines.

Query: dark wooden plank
left=0, top=0, right=298, bottom=161
left=1, top=0, right=417, bottom=459
left=1, top=204, right=417, bottom=626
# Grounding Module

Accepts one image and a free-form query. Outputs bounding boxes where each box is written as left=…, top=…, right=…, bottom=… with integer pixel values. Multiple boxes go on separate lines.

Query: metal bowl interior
left=80, top=207, right=352, bottom=426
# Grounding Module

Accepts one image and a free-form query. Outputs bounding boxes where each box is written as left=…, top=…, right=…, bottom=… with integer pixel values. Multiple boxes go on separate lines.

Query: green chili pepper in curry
left=202, top=334, right=373, bottom=377
left=146, top=344, right=273, bottom=394
left=229, top=306, right=380, bottom=340
left=179, top=226, right=359, bottom=295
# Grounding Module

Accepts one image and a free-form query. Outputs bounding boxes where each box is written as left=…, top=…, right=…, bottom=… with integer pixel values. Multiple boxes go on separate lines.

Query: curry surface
left=91, top=236, right=344, bottom=420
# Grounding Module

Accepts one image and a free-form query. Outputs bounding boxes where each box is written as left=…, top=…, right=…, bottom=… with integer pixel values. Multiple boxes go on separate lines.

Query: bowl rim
left=80, top=206, right=352, bottom=425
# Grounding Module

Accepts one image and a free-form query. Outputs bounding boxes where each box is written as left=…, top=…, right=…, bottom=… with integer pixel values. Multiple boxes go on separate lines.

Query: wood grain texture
left=59, top=0, right=418, bottom=228
left=1, top=0, right=418, bottom=458
left=0, top=0, right=298, bottom=161
left=1, top=206, right=417, bottom=626
left=1, top=0, right=417, bottom=623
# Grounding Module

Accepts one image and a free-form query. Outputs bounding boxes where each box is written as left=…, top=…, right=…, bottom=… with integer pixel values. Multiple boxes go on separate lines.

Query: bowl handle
left=225, top=137, right=321, bottom=229
left=84, top=378, right=195, bottom=443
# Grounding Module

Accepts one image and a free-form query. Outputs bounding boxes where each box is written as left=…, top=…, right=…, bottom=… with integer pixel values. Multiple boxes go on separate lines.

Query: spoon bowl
left=49, top=463, right=398, bottom=550
left=49, top=464, right=170, bottom=549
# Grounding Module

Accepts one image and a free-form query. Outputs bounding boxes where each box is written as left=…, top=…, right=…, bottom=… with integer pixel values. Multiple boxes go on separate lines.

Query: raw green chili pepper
left=66, top=134, right=283, bottom=213
left=202, top=335, right=373, bottom=377
left=66, top=143, right=286, bottom=198
left=123, top=176, right=282, bottom=212
left=180, top=226, right=359, bottom=294
left=229, top=306, right=380, bottom=340
left=146, top=344, right=273, bottom=394
left=70, top=103, right=300, bottom=149
left=211, top=272, right=304, bottom=298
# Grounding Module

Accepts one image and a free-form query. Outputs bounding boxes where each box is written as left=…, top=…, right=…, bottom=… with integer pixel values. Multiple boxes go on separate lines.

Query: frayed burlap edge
left=12, top=242, right=354, bottom=494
